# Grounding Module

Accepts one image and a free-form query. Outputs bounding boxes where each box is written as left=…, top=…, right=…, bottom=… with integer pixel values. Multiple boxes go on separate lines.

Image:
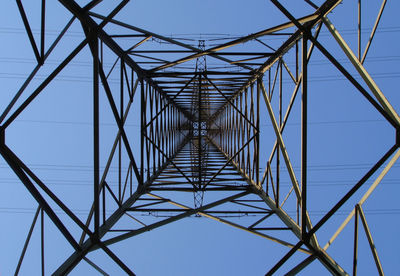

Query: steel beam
left=207, top=137, right=347, bottom=275
left=322, top=16, right=400, bottom=128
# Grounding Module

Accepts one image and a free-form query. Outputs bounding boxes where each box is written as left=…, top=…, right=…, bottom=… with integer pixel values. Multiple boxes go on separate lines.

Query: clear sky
left=0, top=0, right=399, bottom=275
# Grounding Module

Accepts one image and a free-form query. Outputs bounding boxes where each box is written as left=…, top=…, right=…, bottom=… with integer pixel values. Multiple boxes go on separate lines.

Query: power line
left=0, top=55, right=399, bottom=68
left=0, top=177, right=398, bottom=188
left=0, top=205, right=398, bottom=216
left=0, top=160, right=399, bottom=173
left=9, top=118, right=388, bottom=128
left=1, top=25, right=399, bottom=41
left=0, top=71, right=399, bottom=86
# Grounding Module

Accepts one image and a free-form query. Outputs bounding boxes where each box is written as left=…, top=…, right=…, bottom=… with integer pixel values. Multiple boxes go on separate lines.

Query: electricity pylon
left=0, top=0, right=398, bottom=275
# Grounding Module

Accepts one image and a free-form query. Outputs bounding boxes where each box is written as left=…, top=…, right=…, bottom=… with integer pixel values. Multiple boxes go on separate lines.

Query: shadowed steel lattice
left=0, top=0, right=398, bottom=275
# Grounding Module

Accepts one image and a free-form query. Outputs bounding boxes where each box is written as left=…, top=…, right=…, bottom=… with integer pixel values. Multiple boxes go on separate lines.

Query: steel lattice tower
left=0, top=0, right=399, bottom=275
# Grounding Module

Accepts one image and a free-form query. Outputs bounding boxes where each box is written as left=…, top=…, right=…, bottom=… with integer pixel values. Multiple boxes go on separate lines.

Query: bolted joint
left=302, top=28, right=312, bottom=41
left=302, top=231, right=311, bottom=245
left=90, top=233, right=100, bottom=244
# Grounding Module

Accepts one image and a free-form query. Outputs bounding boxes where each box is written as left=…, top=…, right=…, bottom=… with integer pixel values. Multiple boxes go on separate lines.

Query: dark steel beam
left=2, top=1, right=396, bottom=274
left=3, top=40, right=87, bottom=129
left=301, top=34, right=308, bottom=240
left=149, top=14, right=322, bottom=73
left=270, top=0, right=398, bottom=129
left=207, top=135, right=347, bottom=275
left=88, top=11, right=253, bottom=71
left=100, top=191, right=249, bottom=248
left=208, top=0, right=342, bottom=126
left=53, top=135, right=191, bottom=274
left=15, top=207, right=41, bottom=275
left=58, top=0, right=194, bottom=122
left=16, top=0, right=42, bottom=64
left=0, top=145, right=80, bottom=251
left=0, top=13, right=75, bottom=125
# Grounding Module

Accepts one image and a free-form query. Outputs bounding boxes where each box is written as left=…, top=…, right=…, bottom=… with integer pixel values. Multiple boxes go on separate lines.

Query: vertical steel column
left=93, top=35, right=100, bottom=237
left=119, top=60, right=123, bottom=203
left=353, top=205, right=359, bottom=275
left=296, top=40, right=299, bottom=82
left=101, top=41, right=106, bottom=224
left=277, top=60, right=283, bottom=207
left=301, top=35, right=308, bottom=239
left=145, top=84, right=150, bottom=180
left=256, top=83, right=260, bottom=185
left=151, top=86, right=156, bottom=175
left=41, top=208, right=45, bottom=276
left=140, top=78, right=145, bottom=186
left=40, top=0, right=45, bottom=62
left=268, top=70, right=271, bottom=98
left=198, top=73, right=202, bottom=189
left=155, top=91, right=160, bottom=170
